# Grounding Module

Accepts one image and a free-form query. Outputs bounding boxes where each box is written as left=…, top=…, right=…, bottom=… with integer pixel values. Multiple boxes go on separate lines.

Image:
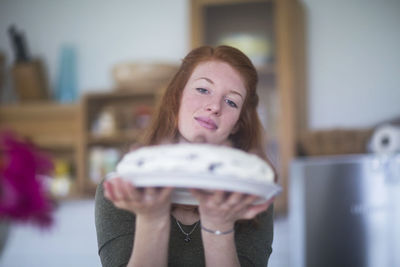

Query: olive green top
left=95, top=181, right=274, bottom=267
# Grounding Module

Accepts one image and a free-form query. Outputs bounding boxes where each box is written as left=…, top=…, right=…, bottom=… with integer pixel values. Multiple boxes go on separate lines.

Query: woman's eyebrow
left=229, top=90, right=244, bottom=100
left=195, top=77, right=214, bottom=84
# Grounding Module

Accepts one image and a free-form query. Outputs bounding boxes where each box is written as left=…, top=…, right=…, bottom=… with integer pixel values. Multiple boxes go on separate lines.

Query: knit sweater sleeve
left=95, top=180, right=136, bottom=267
left=235, top=205, right=274, bottom=267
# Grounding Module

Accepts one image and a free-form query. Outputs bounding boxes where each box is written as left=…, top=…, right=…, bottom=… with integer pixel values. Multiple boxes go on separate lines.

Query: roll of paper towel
left=370, top=124, right=400, bottom=154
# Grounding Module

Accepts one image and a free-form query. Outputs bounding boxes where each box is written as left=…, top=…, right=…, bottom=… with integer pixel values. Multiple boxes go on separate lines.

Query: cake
left=112, top=143, right=280, bottom=204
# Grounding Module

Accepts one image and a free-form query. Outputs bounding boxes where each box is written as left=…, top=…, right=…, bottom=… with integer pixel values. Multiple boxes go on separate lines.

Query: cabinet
left=78, top=91, right=158, bottom=195
left=0, top=102, right=82, bottom=199
left=191, top=0, right=307, bottom=213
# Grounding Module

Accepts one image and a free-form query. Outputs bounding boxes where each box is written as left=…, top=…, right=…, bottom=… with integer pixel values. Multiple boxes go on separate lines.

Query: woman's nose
left=204, top=98, right=221, bottom=115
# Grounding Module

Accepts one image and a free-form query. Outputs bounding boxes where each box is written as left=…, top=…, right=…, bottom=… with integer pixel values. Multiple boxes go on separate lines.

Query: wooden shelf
left=86, top=130, right=143, bottom=146
left=0, top=102, right=79, bottom=149
left=0, top=101, right=77, bottom=116
left=32, top=136, right=77, bottom=150
left=83, top=90, right=157, bottom=101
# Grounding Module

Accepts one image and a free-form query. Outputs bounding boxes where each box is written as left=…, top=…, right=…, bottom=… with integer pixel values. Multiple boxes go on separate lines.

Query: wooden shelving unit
left=191, top=0, right=307, bottom=213
left=78, top=91, right=158, bottom=195
left=0, top=92, right=159, bottom=199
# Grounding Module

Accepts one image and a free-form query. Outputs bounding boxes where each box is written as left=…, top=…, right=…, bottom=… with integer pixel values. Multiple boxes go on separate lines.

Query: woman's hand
left=103, top=177, right=173, bottom=220
left=190, top=189, right=274, bottom=229
left=104, top=177, right=173, bottom=267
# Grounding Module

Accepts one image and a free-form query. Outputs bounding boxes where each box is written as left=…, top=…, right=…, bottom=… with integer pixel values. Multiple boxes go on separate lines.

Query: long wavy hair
left=142, top=45, right=274, bottom=170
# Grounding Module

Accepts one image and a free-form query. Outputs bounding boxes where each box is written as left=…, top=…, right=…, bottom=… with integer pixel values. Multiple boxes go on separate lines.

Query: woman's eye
left=225, top=99, right=238, bottom=108
left=196, top=88, right=209, bottom=94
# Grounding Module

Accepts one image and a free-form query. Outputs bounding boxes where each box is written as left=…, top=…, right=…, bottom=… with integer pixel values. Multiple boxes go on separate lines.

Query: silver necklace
left=175, top=219, right=199, bottom=243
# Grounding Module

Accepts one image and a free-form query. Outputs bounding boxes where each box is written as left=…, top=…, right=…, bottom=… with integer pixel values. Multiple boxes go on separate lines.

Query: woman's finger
left=146, top=187, right=158, bottom=196
left=241, top=197, right=275, bottom=219
left=113, top=178, right=130, bottom=201
left=103, top=180, right=116, bottom=201
left=159, top=187, right=174, bottom=201
left=119, top=181, right=138, bottom=202
left=210, top=190, right=226, bottom=206
left=108, top=179, right=124, bottom=200
left=225, top=192, right=244, bottom=206
left=143, top=187, right=158, bottom=202
left=242, top=194, right=260, bottom=206
left=189, top=189, right=209, bottom=202
left=219, top=192, right=251, bottom=214
left=130, top=184, right=145, bottom=202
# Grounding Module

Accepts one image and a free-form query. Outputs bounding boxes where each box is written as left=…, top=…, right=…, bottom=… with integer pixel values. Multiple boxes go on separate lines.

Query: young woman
left=95, top=45, right=276, bottom=267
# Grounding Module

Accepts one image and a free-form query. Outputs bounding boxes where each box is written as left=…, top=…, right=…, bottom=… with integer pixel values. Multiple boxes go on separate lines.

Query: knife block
left=11, top=59, right=49, bottom=102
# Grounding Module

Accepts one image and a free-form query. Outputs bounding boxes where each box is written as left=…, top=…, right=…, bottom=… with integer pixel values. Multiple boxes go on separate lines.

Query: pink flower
left=0, top=132, right=54, bottom=227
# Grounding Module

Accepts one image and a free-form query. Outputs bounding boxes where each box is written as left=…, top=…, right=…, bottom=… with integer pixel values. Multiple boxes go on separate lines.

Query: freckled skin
left=178, top=61, right=247, bottom=145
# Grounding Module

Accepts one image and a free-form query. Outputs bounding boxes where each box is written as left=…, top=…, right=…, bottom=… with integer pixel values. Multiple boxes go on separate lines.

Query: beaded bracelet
left=201, top=225, right=235, bottom=235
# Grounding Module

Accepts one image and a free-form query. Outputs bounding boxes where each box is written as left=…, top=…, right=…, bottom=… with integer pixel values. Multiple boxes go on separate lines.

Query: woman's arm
left=200, top=222, right=239, bottom=267
left=129, top=211, right=170, bottom=267
left=191, top=190, right=274, bottom=267
left=101, top=177, right=173, bottom=267
left=95, top=180, right=136, bottom=267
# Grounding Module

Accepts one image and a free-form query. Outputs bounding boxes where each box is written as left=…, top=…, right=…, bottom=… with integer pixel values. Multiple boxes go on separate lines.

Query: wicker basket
left=299, top=129, right=374, bottom=156
left=112, top=62, right=178, bottom=93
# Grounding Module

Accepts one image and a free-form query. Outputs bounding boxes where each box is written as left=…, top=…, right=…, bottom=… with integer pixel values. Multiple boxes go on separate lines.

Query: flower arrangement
left=0, top=132, right=54, bottom=227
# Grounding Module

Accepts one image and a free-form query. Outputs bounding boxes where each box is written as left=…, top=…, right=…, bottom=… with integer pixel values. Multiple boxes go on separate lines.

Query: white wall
left=302, top=0, right=400, bottom=129
left=1, top=0, right=399, bottom=129
left=0, top=0, right=189, bottom=97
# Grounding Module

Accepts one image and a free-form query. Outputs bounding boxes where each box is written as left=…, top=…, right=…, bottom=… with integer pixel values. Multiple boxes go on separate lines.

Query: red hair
left=143, top=46, right=273, bottom=167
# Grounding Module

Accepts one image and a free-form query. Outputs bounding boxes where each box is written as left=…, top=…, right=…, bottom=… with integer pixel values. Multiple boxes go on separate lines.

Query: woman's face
left=178, top=61, right=247, bottom=145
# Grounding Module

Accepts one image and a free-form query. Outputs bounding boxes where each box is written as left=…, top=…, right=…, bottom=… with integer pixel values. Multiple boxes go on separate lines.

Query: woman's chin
left=175, top=204, right=198, bottom=211
left=178, top=134, right=207, bottom=144
left=177, top=133, right=233, bottom=146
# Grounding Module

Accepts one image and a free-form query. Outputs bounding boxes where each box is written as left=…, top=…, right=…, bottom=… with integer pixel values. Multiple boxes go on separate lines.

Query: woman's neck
left=171, top=204, right=200, bottom=225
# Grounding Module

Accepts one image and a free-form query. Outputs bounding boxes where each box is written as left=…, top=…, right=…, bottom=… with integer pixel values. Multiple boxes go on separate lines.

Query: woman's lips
left=195, top=117, right=218, bottom=130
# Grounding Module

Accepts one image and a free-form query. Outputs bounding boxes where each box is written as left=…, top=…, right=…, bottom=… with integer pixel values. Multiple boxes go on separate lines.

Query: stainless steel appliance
left=289, top=154, right=400, bottom=267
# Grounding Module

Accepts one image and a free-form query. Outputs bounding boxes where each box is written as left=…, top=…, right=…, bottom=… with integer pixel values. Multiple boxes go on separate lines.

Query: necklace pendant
left=175, top=219, right=199, bottom=243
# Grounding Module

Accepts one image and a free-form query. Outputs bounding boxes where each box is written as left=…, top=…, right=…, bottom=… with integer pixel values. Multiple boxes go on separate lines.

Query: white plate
left=107, top=172, right=282, bottom=205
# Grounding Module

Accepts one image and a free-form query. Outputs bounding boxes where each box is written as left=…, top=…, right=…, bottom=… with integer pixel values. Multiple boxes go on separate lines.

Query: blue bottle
left=55, top=45, right=78, bottom=103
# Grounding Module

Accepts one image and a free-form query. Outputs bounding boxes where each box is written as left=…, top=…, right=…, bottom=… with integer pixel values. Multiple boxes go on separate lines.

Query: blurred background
left=0, top=0, right=399, bottom=266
